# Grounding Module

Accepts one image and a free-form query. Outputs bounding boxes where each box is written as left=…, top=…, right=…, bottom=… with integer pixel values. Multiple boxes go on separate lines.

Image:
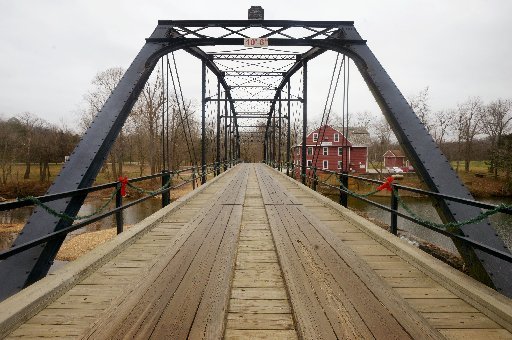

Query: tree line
left=0, top=112, right=79, bottom=184
left=2, top=69, right=511, bottom=186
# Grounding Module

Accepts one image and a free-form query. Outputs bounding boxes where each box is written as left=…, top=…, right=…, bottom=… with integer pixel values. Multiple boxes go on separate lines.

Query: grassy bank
left=310, top=160, right=511, bottom=199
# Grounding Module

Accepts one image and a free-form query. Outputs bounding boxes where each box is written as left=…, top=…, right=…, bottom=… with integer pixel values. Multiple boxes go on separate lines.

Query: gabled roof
left=302, top=124, right=370, bottom=146
left=383, top=149, right=405, bottom=157
left=338, top=126, right=371, bottom=146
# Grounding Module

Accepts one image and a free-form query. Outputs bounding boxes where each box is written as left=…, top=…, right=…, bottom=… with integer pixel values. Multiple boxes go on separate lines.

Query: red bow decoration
left=118, top=177, right=129, bottom=197
left=377, top=176, right=394, bottom=191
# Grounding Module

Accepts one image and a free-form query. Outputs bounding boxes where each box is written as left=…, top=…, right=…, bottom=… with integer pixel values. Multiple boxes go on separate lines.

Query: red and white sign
left=244, top=38, right=269, bottom=47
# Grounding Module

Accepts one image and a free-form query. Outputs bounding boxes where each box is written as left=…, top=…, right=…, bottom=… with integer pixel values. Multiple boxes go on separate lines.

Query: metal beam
left=0, top=24, right=173, bottom=300
left=332, top=26, right=512, bottom=295
left=158, top=19, right=355, bottom=28
left=206, top=98, right=302, bottom=102
left=301, top=61, right=308, bottom=184
left=286, top=81, right=291, bottom=175
left=201, top=61, right=207, bottom=184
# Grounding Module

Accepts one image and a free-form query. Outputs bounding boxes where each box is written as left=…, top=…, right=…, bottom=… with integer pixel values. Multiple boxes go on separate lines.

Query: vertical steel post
left=224, top=91, right=228, bottom=171
left=278, top=92, right=282, bottom=171
left=192, top=166, right=196, bottom=190
left=216, top=79, right=221, bottom=176
left=201, top=61, right=206, bottom=184
left=115, top=183, right=123, bottom=235
left=301, top=61, right=308, bottom=185
left=339, top=172, right=348, bottom=207
left=286, top=80, right=291, bottom=176
left=162, top=170, right=171, bottom=207
left=312, top=167, right=317, bottom=191
left=390, top=185, right=398, bottom=235
left=229, top=122, right=233, bottom=166
left=263, top=134, right=267, bottom=164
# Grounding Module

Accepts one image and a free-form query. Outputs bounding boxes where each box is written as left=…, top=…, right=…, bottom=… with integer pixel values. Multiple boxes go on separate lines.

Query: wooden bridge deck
left=1, top=164, right=512, bottom=339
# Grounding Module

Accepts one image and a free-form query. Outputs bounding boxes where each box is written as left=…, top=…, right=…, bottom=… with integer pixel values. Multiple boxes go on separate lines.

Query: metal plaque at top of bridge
left=244, top=38, right=268, bottom=48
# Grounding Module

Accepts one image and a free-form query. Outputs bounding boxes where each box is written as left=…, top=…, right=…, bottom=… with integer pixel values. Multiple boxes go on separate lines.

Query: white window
left=334, top=133, right=339, bottom=142
left=323, top=160, right=328, bottom=169
left=338, top=161, right=343, bottom=169
left=307, top=147, right=313, bottom=155
left=338, top=147, right=343, bottom=156
left=323, top=147, right=328, bottom=156
left=313, top=133, right=318, bottom=142
left=307, top=160, right=312, bottom=167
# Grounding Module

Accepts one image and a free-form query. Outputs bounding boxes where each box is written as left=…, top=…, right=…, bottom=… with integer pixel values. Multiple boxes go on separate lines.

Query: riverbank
left=0, top=184, right=194, bottom=260
left=350, top=209, right=466, bottom=273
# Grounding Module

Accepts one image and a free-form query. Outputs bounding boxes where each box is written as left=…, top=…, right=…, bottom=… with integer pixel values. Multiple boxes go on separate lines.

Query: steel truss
left=1, top=19, right=511, bottom=301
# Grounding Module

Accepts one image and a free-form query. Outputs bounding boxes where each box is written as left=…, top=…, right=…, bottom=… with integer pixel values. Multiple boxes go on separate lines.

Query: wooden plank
left=259, top=208, right=340, bottom=338
left=231, top=288, right=288, bottom=300
left=439, top=329, right=512, bottom=339
left=395, top=287, right=458, bottom=299
left=236, top=262, right=280, bottom=271
left=241, top=223, right=270, bottom=230
left=423, top=312, right=501, bottom=329
left=232, top=269, right=284, bottom=288
left=368, top=261, right=417, bottom=270
left=348, top=244, right=396, bottom=256
left=229, top=299, right=291, bottom=314
left=382, top=276, right=439, bottom=288
left=225, top=329, right=298, bottom=340
left=188, top=204, right=245, bottom=339
left=7, top=324, right=83, bottom=338
left=407, top=299, right=479, bottom=313
left=226, top=313, right=294, bottom=330
left=257, top=165, right=443, bottom=340
left=236, top=251, right=278, bottom=263
left=238, top=240, right=275, bottom=251
left=82, top=169, right=249, bottom=339
left=375, top=268, right=428, bottom=278
left=277, top=204, right=406, bottom=340
left=140, top=170, right=250, bottom=339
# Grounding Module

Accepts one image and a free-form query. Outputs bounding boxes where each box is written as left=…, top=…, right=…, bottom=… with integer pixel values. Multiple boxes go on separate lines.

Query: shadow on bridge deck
left=1, top=164, right=511, bottom=339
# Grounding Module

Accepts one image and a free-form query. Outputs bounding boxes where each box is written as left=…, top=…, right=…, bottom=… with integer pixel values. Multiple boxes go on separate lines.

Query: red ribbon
left=119, top=177, right=128, bottom=197
left=377, top=176, right=394, bottom=191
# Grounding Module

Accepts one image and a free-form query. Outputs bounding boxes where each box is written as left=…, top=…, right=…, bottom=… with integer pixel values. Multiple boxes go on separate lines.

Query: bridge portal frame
left=1, top=19, right=510, bottom=301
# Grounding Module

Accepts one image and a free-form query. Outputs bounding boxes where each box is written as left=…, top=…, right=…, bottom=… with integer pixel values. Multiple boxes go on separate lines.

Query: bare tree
left=81, top=67, right=127, bottom=179
left=408, top=87, right=432, bottom=133
left=130, top=71, right=164, bottom=175
left=480, top=98, right=512, bottom=177
left=452, top=97, right=483, bottom=172
left=431, top=109, right=453, bottom=155
left=0, top=118, right=19, bottom=184
left=16, top=112, right=45, bottom=179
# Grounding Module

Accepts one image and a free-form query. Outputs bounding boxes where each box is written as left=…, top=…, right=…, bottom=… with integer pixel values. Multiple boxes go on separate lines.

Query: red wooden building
left=293, top=125, right=369, bottom=174
left=383, top=149, right=408, bottom=168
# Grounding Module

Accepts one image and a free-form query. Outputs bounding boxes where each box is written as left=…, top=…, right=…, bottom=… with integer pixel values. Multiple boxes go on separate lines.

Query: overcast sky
left=1, top=0, right=511, bottom=128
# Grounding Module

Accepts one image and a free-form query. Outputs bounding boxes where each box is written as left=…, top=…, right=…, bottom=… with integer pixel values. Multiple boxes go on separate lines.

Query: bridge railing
left=271, top=161, right=512, bottom=264
left=0, top=159, right=240, bottom=261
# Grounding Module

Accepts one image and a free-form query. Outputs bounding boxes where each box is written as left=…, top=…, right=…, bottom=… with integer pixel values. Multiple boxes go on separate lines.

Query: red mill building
left=294, top=125, right=370, bottom=174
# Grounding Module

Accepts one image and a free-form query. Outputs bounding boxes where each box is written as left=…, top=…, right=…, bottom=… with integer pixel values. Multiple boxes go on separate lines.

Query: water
left=0, top=197, right=163, bottom=251
left=343, top=195, right=512, bottom=254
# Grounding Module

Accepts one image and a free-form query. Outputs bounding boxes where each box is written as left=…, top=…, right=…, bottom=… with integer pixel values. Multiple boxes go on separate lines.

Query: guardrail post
left=192, top=166, right=196, bottom=189
left=162, top=170, right=171, bottom=208
left=115, top=183, right=123, bottom=235
left=339, top=172, right=348, bottom=208
left=312, top=167, right=318, bottom=191
left=390, top=185, right=398, bottom=235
